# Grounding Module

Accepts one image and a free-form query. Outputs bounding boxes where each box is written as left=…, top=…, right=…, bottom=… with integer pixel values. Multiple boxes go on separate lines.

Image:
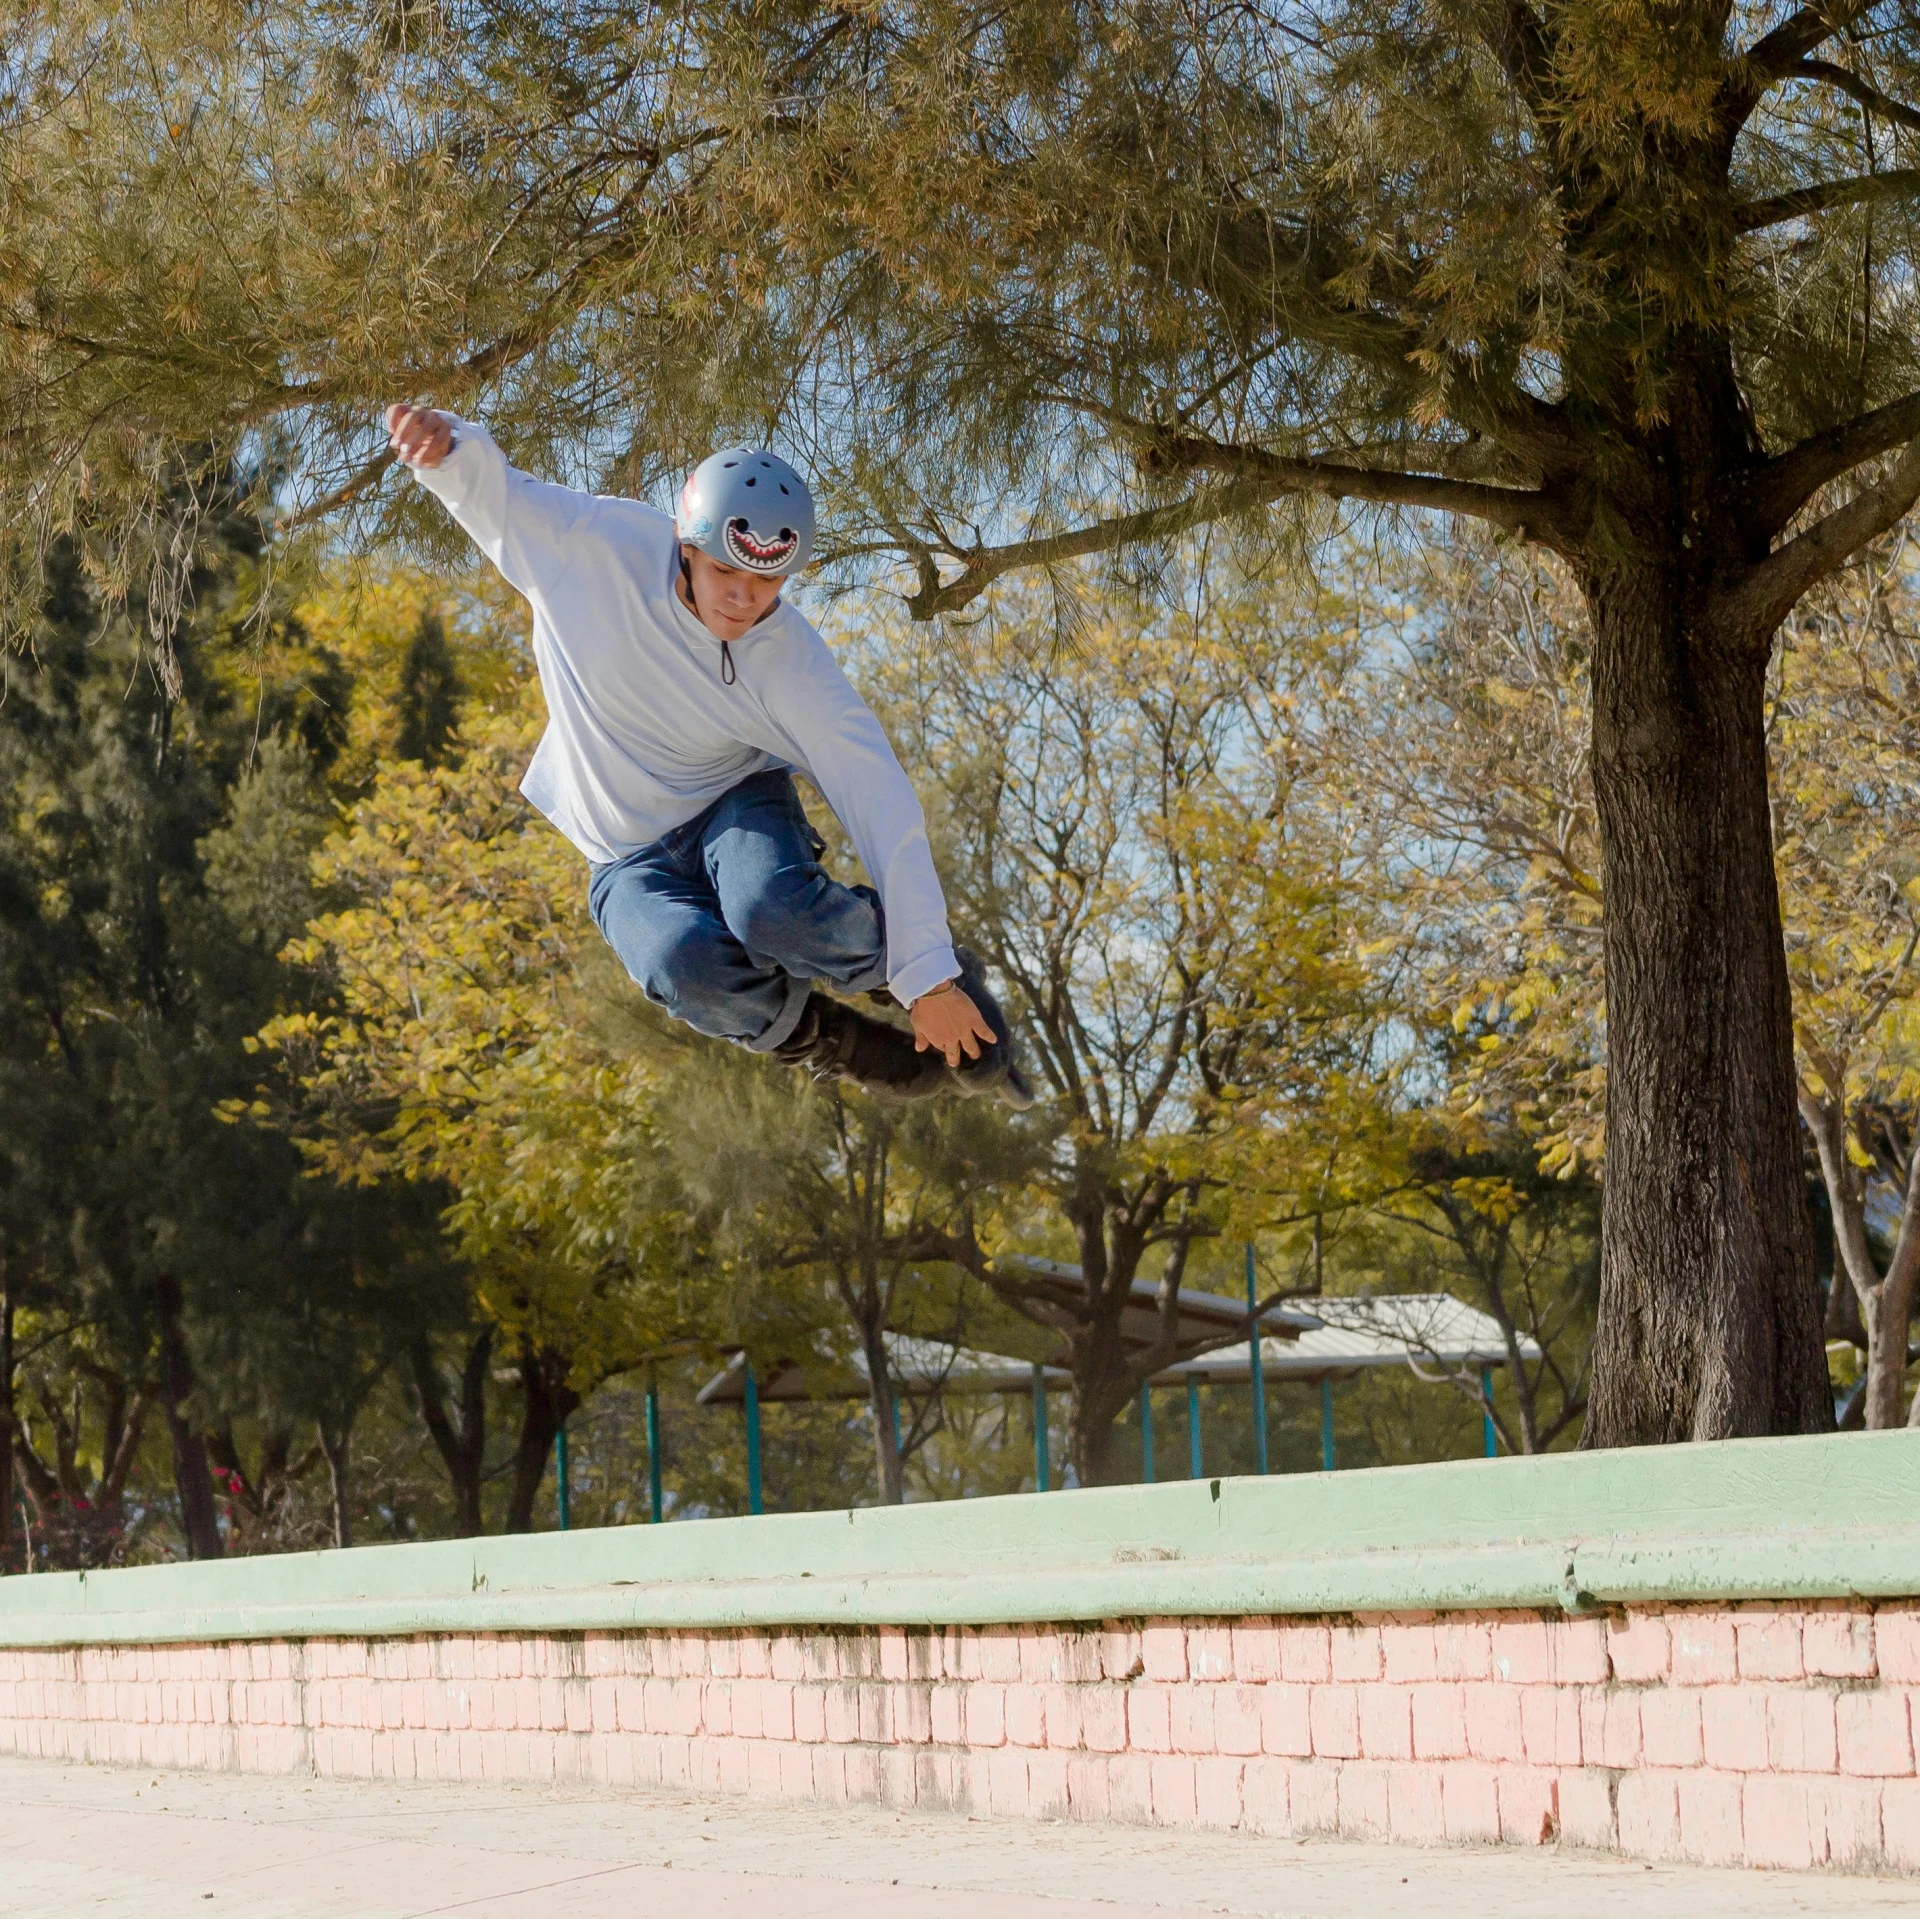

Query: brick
left=1338, top=1760, right=1392, bottom=1838
left=1193, top=1755, right=1244, bottom=1830
left=1287, top=1758, right=1340, bottom=1834
left=1462, top=1683, right=1524, bottom=1762
left=1258, top=1685, right=1312, bottom=1758
left=1128, top=1686, right=1171, bottom=1753
left=1170, top=1686, right=1216, bottom=1754
left=1670, top=1612, right=1739, bottom=1685
left=1742, top=1776, right=1816, bottom=1870
left=978, top=1632, right=1022, bottom=1684
left=1837, top=1688, right=1913, bottom=1776
left=1107, top=1752, right=1154, bottom=1825
left=1028, top=1749, right=1071, bottom=1820
left=1357, top=1686, right=1412, bottom=1760
left=1676, top=1768, right=1746, bottom=1866
left=1080, top=1686, right=1128, bottom=1753
left=1556, top=1767, right=1614, bottom=1848
left=1617, top=1769, right=1681, bottom=1859
left=1701, top=1686, right=1770, bottom=1772
left=1876, top=1607, right=1920, bottom=1684
left=1735, top=1607, right=1804, bottom=1682
left=1489, top=1618, right=1552, bottom=1685
left=791, top=1685, right=827, bottom=1744
left=1230, top=1621, right=1281, bottom=1683
left=1239, top=1756, right=1291, bottom=1836
left=1386, top=1763, right=1447, bottom=1842
left=1802, top=1608, right=1876, bottom=1680
left=1638, top=1688, right=1702, bottom=1768
left=1441, top=1762, right=1502, bottom=1842
left=1379, top=1621, right=1437, bottom=1683
left=1140, top=1624, right=1187, bottom=1682
left=1432, top=1617, right=1492, bottom=1681
left=1041, top=1684, right=1082, bottom=1750
left=988, top=1749, right=1030, bottom=1817
left=1099, top=1629, right=1143, bottom=1682
left=1410, top=1684, right=1467, bottom=1760
left=1549, top=1617, right=1609, bottom=1684
left=1277, top=1625, right=1331, bottom=1684
left=1066, top=1753, right=1111, bottom=1823
left=877, top=1629, right=908, bottom=1681
left=1607, top=1612, right=1669, bottom=1683
left=1149, top=1754, right=1198, bottom=1826
left=1186, top=1628, right=1233, bottom=1680
left=1213, top=1685, right=1263, bottom=1757
left=1766, top=1685, right=1837, bottom=1773
left=1329, top=1624, right=1382, bottom=1682
left=1004, top=1684, right=1045, bottom=1749
left=1308, top=1686, right=1360, bottom=1759
left=1496, top=1767, right=1559, bottom=1845
left=965, top=1683, right=1006, bottom=1749
left=1811, top=1775, right=1883, bottom=1869
left=1880, top=1776, right=1920, bottom=1868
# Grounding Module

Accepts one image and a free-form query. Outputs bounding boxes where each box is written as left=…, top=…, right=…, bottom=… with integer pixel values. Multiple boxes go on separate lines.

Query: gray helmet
left=676, top=447, right=815, bottom=577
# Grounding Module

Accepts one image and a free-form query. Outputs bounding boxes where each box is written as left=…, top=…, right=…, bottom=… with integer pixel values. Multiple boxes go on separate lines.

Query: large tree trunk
left=0, top=1273, right=13, bottom=1575
left=1582, top=560, right=1831, bottom=1443
left=503, top=1344, right=579, bottom=1534
left=410, top=1328, right=492, bottom=1536
left=155, top=1275, right=224, bottom=1559
left=859, top=1318, right=905, bottom=1505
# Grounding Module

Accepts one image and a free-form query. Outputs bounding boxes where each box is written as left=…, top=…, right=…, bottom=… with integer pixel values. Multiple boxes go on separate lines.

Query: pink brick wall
left=3, top=1600, right=1918, bottom=1874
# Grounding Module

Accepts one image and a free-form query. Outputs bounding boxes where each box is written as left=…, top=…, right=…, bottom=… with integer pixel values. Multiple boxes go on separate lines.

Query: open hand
left=385, top=403, right=454, bottom=470
left=911, top=983, right=997, bottom=1067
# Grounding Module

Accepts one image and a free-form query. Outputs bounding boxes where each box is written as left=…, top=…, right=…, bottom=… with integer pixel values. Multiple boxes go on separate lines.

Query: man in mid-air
left=384, top=403, right=1031, bottom=1109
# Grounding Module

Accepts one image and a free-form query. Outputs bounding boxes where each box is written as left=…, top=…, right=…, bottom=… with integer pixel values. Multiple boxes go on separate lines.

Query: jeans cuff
left=746, top=978, right=812, bottom=1054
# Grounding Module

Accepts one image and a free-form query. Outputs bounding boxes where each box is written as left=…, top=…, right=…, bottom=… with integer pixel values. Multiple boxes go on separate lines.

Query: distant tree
left=868, top=584, right=1394, bottom=1483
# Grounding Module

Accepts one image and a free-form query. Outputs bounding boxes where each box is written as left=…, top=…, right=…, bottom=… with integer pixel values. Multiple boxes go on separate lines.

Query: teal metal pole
left=1481, top=1365, right=1497, bottom=1458
left=645, top=1379, right=663, bottom=1524
left=1139, top=1381, right=1155, bottom=1483
left=1031, top=1363, right=1050, bottom=1492
left=1320, top=1377, right=1336, bottom=1472
left=891, top=1393, right=903, bottom=1454
left=1187, top=1375, right=1203, bottom=1478
left=744, top=1357, right=764, bottom=1516
left=1246, top=1243, right=1268, bottom=1475
left=555, top=1423, right=571, bottom=1532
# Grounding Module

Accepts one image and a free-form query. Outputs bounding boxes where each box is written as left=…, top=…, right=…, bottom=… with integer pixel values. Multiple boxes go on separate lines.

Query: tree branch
left=1750, top=388, right=1920, bottom=534
left=1723, top=434, right=1920, bottom=638
left=1148, top=436, right=1575, bottom=549
left=900, top=477, right=1286, bottom=620
left=1789, top=58, right=1920, bottom=137
left=1741, top=4, right=1863, bottom=86
left=1734, top=167, right=1920, bottom=232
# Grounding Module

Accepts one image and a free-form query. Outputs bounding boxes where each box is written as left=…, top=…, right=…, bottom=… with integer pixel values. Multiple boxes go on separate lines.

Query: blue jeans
left=588, top=769, right=889, bottom=1051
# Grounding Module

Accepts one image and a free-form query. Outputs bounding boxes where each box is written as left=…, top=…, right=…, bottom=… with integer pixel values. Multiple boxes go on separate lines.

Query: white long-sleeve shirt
left=409, top=419, right=959, bottom=1005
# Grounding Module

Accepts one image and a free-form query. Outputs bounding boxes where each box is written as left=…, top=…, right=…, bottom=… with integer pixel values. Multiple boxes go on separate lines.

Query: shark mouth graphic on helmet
left=722, top=518, right=798, bottom=571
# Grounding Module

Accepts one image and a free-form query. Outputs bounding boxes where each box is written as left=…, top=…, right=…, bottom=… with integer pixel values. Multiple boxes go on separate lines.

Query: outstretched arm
left=382, top=402, right=595, bottom=598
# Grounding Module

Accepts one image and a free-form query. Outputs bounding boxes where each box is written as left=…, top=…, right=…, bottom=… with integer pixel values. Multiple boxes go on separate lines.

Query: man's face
left=680, top=544, right=786, bottom=640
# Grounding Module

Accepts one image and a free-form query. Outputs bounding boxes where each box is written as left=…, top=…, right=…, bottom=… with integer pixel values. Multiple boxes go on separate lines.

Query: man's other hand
left=910, top=982, right=997, bottom=1068
left=386, top=403, right=454, bottom=470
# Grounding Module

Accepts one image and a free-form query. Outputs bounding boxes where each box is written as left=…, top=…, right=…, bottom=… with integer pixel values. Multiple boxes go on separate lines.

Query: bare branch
left=1741, top=4, right=1864, bottom=86
left=1724, top=435, right=1920, bottom=638
left=1750, top=389, right=1920, bottom=535
left=901, top=477, right=1285, bottom=620
left=1734, top=167, right=1920, bottom=232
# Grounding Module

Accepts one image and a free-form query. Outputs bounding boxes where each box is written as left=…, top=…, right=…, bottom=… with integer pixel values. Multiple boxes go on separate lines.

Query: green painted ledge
left=2, top=1431, right=1917, bottom=1648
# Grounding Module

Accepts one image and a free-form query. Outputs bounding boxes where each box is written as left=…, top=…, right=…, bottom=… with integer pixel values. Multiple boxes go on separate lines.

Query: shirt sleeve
left=768, top=634, right=960, bottom=1006
left=404, top=416, right=596, bottom=600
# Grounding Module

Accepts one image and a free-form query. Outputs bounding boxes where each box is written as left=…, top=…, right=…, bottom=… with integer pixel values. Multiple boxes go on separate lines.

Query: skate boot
left=772, top=994, right=950, bottom=1102
left=946, top=946, right=1037, bottom=1112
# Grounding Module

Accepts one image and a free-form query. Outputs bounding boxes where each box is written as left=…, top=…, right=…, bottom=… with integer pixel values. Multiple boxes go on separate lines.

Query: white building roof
left=694, top=1332, right=1068, bottom=1406
left=1159, top=1293, right=1543, bottom=1383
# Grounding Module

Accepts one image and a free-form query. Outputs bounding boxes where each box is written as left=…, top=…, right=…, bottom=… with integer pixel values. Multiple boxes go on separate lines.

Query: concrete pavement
left=0, top=1753, right=1906, bottom=1918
